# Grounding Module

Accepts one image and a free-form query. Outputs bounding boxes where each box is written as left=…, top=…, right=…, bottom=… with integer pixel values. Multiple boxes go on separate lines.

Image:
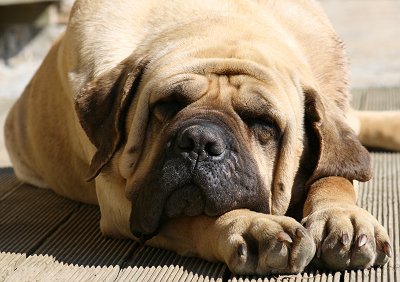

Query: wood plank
left=0, top=252, right=25, bottom=280
left=33, top=205, right=136, bottom=266
left=4, top=255, right=120, bottom=281
left=6, top=205, right=138, bottom=280
left=0, top=184, right=80, bottom=279
left=360, top=87, right=400, bottom=111
left=116, top=246, right=225, bottom=282
left=0, top=167, right=20, bottom=199
left=0, top=185, right=80, bottom=254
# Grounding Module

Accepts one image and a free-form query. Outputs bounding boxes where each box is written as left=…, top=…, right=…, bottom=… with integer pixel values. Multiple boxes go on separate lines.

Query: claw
left=383, top=242, right=392, bottom=257
left=341, top=233, right=350, bottom=245
left=277, top=231, right=293, bottom=244
left=296, top=228, right=306, bottom=238
left=316, top=242, right=322, bottom=258
left=237, top=243, right=247, bottom=258
left=357, top=234, right=368, bottom=247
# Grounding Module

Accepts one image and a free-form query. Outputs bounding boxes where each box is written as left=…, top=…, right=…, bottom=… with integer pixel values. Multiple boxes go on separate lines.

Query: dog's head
left=75, top=44, right=371, bottom=240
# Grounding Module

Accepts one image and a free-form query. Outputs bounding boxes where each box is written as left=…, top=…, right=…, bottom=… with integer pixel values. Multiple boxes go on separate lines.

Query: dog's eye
left=245, top=118, right=279, bottom=145
left=153, top=100, right=182, bottom=121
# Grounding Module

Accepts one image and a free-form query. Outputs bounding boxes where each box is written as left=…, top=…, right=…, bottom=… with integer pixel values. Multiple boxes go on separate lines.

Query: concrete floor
left=1, top=0, right=400, bottom=166
left=321, top=0, right=400, bottom=88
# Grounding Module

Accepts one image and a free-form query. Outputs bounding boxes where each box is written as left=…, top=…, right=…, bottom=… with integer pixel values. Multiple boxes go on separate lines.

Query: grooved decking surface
left=0, top=88, right=399, bottom=281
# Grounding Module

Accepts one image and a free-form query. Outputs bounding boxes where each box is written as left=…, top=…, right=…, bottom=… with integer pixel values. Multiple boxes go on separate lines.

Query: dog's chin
left=128, top=183, right=206, bottom=242
left=130, top=171, right=269, bottom=242
left=164, top=184, right=206, bottom=217
left=128, top=181, right=223, bottom=241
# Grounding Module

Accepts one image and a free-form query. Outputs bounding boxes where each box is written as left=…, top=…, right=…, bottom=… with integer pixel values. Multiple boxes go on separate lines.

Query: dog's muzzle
left=129, top=119, right=270, bottom=240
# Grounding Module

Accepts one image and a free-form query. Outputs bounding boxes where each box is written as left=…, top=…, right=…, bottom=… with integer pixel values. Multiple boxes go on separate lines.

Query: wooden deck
left=0, top=88, right=399, bottom=281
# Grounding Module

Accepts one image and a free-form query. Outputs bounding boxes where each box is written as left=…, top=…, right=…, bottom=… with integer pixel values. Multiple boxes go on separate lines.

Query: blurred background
left=0, top=0, right=399, bottom=167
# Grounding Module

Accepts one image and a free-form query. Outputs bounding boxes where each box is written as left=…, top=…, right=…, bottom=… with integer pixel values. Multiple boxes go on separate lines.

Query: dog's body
left=4, top=0, right=399, bottom=275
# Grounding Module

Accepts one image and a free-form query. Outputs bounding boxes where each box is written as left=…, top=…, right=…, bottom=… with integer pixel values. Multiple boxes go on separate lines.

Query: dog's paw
left=216, top=210, right=315, bottom=275
left=302, top=205, right=391, bottom=270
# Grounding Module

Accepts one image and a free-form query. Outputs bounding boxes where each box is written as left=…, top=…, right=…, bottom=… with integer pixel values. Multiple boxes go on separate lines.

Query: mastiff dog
left=5, top=0, right=400, bottom=275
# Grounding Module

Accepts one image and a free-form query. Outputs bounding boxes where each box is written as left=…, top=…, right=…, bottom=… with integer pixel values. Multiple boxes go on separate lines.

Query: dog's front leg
left=147, top=209, right=315, bottom=275
left=302, top=176, right=391, bottom=270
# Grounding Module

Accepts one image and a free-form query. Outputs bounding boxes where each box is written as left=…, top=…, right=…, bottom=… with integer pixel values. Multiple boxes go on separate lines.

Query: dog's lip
left=129, top=181, right=203, bottom=239
left=163, top=181, right=244, bottom=218
left=164, top=182, right=205, bottom=217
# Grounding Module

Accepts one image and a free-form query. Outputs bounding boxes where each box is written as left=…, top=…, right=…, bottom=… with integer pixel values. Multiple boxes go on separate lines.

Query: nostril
left=205, top=141, right=225, bottom=156
left=177, top=126, right=201, bottom=153
left=178, top=132, right=195, bottom=151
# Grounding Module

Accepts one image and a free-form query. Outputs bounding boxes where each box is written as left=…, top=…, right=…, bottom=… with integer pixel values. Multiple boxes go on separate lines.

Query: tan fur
left=357, top=111, right=400, bottom=150
left=4, top=0, right=397, bottom=274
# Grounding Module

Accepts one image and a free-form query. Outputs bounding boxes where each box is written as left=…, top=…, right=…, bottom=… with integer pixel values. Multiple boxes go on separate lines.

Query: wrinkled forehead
left=120, top=58, right=304, bottom=179
left=143, top=58, right=301, bottom=127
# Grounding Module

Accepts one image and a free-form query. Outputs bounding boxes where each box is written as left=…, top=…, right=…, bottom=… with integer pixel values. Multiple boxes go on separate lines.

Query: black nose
left=176, top=123, right=226, bottom=158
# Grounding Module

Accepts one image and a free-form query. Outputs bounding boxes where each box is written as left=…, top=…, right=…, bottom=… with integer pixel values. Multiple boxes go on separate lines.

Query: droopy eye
left=245, top=118, right=280, bottom=145
left=153, top=100, right=182, bottom=121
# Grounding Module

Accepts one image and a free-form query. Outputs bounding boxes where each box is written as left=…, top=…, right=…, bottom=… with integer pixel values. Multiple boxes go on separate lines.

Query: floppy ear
left=75, top=56, right=147, bottom=181
left=304, top=88, right=372, bottom=185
